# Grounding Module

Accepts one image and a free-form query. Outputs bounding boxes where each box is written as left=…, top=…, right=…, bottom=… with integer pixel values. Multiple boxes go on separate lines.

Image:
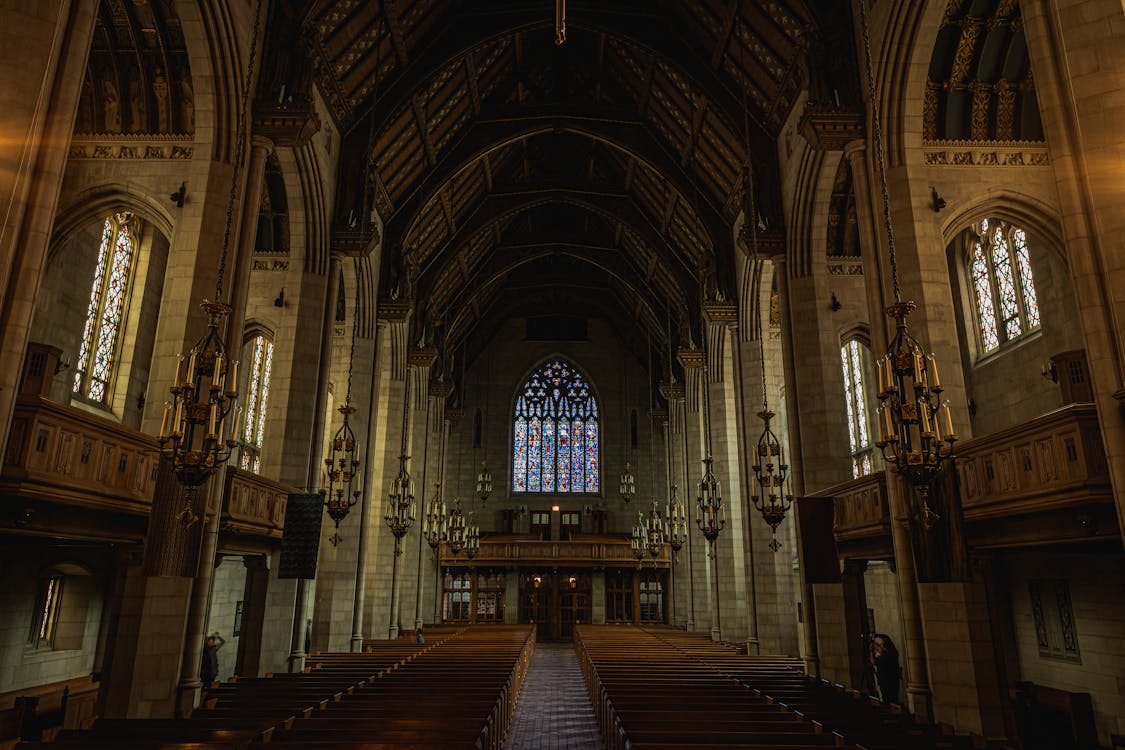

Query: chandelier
left=858, top=0, right=956, bottom=528
left=475, top=461, right=492, bottom=503
left=323, top=262, right=363, bottom=546
left=159, top=303, right=239, bottom=515
left=464, top=510, right=480, bottom=560
left=643, top=500, right=666, bottom=561
left=446, top=498, right=467, bottom=554
left=667, top=483, right=687, bottom=553
left=424, top=482, right=447, bottom=550
left=385, top=375, right=417, bottom=546
left=157, top=0, right=263, bottom=523
left=619, top=463, right=637, bottom=504
left=695, top=455, right=725, bottom=543
left=631, top=517, right=646, bottom=561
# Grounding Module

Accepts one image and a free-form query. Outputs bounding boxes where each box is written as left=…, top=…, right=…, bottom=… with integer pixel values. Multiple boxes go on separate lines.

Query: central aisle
left=504, top=641, right=605, bottom=750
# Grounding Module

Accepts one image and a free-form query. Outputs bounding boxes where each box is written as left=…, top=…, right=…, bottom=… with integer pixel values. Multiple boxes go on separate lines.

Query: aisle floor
left=504, top=641, right=605, bottom=750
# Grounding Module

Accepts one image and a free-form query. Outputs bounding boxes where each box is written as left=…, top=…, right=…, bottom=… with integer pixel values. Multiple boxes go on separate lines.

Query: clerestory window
left=970, top=219, right=1041, bottom=354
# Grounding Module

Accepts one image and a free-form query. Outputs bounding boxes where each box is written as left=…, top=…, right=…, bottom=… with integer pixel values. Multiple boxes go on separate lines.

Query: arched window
left=73, top=212, right=139, bottom=403
left=841, top=339, right=874, bottom=478
left=512, top=359, right=599, bottom=493
left=239, top=334, right=274, bottom=473
left=970, top=218, right=1041, bottom=354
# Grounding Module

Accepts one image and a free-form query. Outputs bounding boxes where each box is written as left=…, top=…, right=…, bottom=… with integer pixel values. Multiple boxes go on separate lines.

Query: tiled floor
left=504, top=642, right=605, bottom=750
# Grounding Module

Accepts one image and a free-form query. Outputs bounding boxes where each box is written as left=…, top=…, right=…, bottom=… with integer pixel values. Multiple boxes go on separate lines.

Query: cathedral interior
left=0, top=0, right=1123, bottom=748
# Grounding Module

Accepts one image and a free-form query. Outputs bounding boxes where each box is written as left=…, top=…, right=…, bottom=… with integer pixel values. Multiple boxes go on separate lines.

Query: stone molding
left=69, top=133, right=194, bottom=160
left=920, top=139, right=1049, bottom=167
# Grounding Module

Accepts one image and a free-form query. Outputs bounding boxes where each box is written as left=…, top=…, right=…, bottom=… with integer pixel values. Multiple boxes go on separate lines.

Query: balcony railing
left=441, top=538, right=670, bottom=567
left=2, top=396, right=290, bottom=539
left=955, top=403, right=1110, bottom=519
left=2, top=396, right=159, bottom=514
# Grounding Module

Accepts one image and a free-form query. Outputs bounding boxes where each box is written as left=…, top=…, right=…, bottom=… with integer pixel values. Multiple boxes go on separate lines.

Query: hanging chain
left=344, top=259, right=361, bottom=408
left=647, top=332, right=657, bottom=500
left=215, top=0, right=265, bottom=303
left=857, top=0, right=902, bottom=302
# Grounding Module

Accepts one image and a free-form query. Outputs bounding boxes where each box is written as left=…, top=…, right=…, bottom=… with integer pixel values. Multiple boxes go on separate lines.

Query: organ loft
left=0, top=0, right=1123, bottom=748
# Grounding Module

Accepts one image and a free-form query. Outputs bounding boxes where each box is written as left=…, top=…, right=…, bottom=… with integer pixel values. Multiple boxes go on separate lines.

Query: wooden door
left=559, top=592, right=590, bottom=639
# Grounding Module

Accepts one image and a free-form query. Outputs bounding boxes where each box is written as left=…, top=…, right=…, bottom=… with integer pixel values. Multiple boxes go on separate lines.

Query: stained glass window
left=73, top=213, right=138, bottom=403
left=970, top=219, right=1042, bottom=354
left=840, top=339, right=874, bottom=478
left=239, top=334, right=274, bottom=473
left=512, top=359, right=599, bottom=493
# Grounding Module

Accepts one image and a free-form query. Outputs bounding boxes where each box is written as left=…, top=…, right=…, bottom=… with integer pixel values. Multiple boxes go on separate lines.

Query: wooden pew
left=575, top=625, right=863, bottom=750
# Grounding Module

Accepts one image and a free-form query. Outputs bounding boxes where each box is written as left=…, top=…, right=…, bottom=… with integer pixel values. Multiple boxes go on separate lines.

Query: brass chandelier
left=385, top=374, right=417, bottom=545
left=323, top=261, right=363, bottom=546
left=858, top=0, right=956, bottom=527
left=158, top=0, right=263, bottom=523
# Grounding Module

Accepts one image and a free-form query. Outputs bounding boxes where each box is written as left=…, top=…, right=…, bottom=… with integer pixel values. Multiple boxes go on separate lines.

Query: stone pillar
left=284, top=254, right=340, bottom=665
left=412, top=394, right=436, bottom=631
left=1022, top=0, right=1125, bottom=542
left=104, top=459, right=206, bottom=718
left=841, top=560, right=870, bottom=689
left=351, top=315, right=383, bottom=651
left=843, top=141, right=889, bottom=353
left=503, top=569, right=519, bottom=625
left=225, top=136, right=274, bottom=339
left=886, top=476, right=933, bottom=720
left=0, top=1, right=97, bottom=452
left=591, top=571, right=606, bottom=625
left=234, top=556, right=270, bottom=677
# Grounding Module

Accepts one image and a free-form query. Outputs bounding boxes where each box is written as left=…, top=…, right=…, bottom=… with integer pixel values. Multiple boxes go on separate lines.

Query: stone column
left=775, top=255, right=819, bottom=671
left=886, top=476, right=933, bottom=720
left=730, top=333, right=760, bottom=653
left=1022, top=0, right=1125, bottom=542
left=288, top=255, right=341, bottom=669
left=591, top=571, right=606, bottom=625
left=226, top=137, right=274, bottom=339
left=843, top=141, right=889, bottom=352
left=0, top=1, right=97, bottom=451
left=412, top=394, right=436, bottom=631
left=351, top=318, right=385, bottom=651
left=234, top=556, right=270, bottom=677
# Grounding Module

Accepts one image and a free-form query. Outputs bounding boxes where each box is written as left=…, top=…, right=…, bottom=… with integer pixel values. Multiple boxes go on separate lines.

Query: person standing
left=200, top=632, right=226, bottom=689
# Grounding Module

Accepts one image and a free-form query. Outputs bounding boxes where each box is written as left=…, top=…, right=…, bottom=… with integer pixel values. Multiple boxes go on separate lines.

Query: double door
left=518, top=571, right=591, bottom=640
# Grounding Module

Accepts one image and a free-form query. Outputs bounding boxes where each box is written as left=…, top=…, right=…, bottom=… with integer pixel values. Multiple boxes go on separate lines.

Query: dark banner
left=904, top=460, right=969, bottom=583
left=279, top=493, right=324, bottom=580
left=797, top=497, right=842, bottom=584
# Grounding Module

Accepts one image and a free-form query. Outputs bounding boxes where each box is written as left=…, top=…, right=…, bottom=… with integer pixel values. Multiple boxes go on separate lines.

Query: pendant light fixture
left=158, top=0, right=264, bottom=524
left=643, top=335, right=666, bottom=562
left=322, top=260, right=363, bottom=546
left=741, top=107, right=792, bottom=554
left=385, top=376, right=417, bottom=544
left=664, top=310, right=688, bottom=555
left=446, top=436, right=467, bottom=555
left=858, top=0, right=956, bottom=528
left=475, top=352, right=492, bottom=504
left=620, top=361, right=637, bottom=504
left=423, top=415, right=448, bottom=552
left=695, top=319, right=725, bottom=544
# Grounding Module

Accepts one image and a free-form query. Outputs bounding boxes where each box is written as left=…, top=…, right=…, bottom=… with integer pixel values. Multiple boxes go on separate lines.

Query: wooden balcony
left=955, top=403, right=1116, bottom=546
left=1, top=396, right=159, bottom=515
left=222, top=467, right=287, bottom=540
left=1, top=396, right=290, bottom=542
left=808, top=471, right=892, bottom=559
left=441, top=536, right=671, bottom=568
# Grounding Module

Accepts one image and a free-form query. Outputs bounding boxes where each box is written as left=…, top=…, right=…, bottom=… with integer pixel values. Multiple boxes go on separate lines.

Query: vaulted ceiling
left=271, top=0, right=847, bottom=365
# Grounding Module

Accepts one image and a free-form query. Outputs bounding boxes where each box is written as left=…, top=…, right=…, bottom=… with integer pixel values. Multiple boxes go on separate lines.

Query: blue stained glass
left=527, top=417, right=542, bottom=491
left=572, top=419, right=585, bottom=489
left=511, top=359, right=600, bottom=493
left=584, top=421, right=599, bottom=492
left=557, top=420, right=571, bottom=492
left=513, top=418, right=528, bottom=491
left=542, top=418, right=556, bottom=491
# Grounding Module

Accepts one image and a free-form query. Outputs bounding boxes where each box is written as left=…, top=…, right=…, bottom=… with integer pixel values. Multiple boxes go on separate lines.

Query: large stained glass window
left=970, top=218, right=1042, bottom=354
left=512, top=359, right=599, bottom=493
left=73, top=213, right=139, bottom=403
left=841, top=339, right=874, bottom=478
left=239, top=334, right=274, bottom=473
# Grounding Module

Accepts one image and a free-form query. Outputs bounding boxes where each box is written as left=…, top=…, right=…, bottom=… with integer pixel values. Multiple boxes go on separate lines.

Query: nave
left=11, top=624, right=1023, bottom=750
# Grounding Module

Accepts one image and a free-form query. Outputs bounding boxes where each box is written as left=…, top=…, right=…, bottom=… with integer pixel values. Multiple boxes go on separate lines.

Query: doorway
left=518, top=571, right=591, bottom=640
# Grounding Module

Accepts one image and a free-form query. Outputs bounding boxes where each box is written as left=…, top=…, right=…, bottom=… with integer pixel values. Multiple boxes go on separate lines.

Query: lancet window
left=970, top=219, right=1042, bottom=354
left=841, top=339, right=874, bottom=478
left=239, top=334, right=274, bottom=473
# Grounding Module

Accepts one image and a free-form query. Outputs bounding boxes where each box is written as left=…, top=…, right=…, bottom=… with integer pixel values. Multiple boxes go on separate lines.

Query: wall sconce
left=274, top=289, right=286, bottom=308
left=551, top=504, right=560, bottom=512
left=533, top=575, right=542, bottom=588
left=1041, top=361, right=1058, bottom=383
left=930, top=186, right=946, bottom=213
left=829, top=292, right=842, bottom=312
left=170, top=182, right=186, bottom=208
